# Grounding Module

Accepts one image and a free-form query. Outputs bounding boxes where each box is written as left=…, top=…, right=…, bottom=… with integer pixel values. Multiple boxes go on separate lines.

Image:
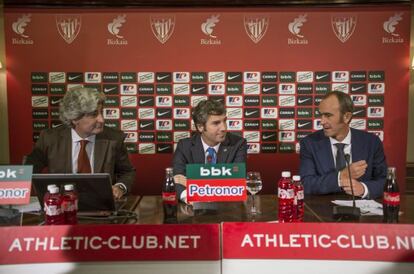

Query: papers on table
left=11, top=197, right=41, bottom=213
left=332, top=200, right=383, bottom=216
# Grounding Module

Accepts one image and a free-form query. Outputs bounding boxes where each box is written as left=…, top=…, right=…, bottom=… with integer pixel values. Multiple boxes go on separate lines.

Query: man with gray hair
left=26, top=87, right=135, bottom=199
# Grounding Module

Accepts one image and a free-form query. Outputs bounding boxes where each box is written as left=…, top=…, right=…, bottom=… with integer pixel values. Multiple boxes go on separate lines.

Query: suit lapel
left=217, top=135, right=230, bottom=163
left=191, top=134, right=205, bottom=164
left=317, top=135, right=335, bottom=171
left=350, top=128, right=364, bottom=162
left=94, top=133, right=108, bottom=173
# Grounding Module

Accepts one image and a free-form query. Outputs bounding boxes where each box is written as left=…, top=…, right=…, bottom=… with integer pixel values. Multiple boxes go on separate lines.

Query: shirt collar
left=329, top=128, right=351, bottom=146
left=71, top=128, right=96, bottom=143
left=200, top=136, right=220, bottom=153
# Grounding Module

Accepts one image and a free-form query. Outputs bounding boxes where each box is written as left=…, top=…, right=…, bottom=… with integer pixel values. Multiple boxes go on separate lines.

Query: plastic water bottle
left=62, top=184, right=78, bottom=225
left=44, top=186, right=64, bottom=225
left=278, top=171, right=294, bottom=223
left=292, top=175, right=304, bottom=222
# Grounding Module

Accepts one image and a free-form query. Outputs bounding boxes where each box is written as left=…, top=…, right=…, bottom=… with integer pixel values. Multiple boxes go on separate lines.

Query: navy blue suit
left=299, top=128, right=387, bottom=199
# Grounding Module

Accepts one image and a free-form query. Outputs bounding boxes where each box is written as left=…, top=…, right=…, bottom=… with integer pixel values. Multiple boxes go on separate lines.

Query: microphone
left=333, top=153, right=361, bottom=221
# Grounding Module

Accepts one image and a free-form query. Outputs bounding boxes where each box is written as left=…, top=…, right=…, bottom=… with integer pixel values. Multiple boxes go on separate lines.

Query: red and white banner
left=0, top=224, right=220, bottom=264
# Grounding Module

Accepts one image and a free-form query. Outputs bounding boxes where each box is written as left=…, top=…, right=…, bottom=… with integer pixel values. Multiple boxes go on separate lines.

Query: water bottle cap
left=47, top=184, right=57, bottom=191
left=281, top=171, right=291, bottom=177
left=64, top=184, right=74, bottom=191
left=292, top=175, right=301, bottom=181
left=50, top=186, right=60, bottom=194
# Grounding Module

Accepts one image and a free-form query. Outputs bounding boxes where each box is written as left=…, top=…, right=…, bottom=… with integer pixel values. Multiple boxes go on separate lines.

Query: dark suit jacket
left=299, top=128, right=387, bottom=199
left=25, top=126, right=136, bottom=191
left=173, top=132, right=247, bottom=197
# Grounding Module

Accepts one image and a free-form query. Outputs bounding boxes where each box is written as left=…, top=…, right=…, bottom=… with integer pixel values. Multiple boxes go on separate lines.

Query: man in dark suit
left=26, top=87, right=135, bottom=199
left=299, top=91, right=387, bottom=199
left=173, top=98, right=247, bottom=202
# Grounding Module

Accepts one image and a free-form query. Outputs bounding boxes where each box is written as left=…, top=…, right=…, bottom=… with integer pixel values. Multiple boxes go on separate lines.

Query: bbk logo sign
left=351, top=95, right=367, bottom=106
left=121, top=119, right=138, bottom=131
left=297, top=71, right=313, bottom=83
left=332, top=83, right=349, bottom=93
left=244, top=84, right=260, bottom=95
left=332, top=71, right=349, bottom=82
left=243, top=72, right=261, bottom=83
left=138, top=108, right=155, bottom=119
left=261, top=108, right=277, bottom=119
left=279, top=131, right=295, bottom=142
left=247, top=143, right=260, bottom=154
left=208, top=72, right=225, bottom=83
left=279, top=83, right=295, bottom=94
left=244, top=131, right=260, bottom=142
left=139, top=143, right=156, bottom=154
left=350, top=119, right=367, bottom=130
left=279, top=96, right=295, bottom=107
left=173, top=72, right=190, bottom=83
left=49, top=72, right=66, bottom=83
left=121, top=96, right=137, bottom=107
left=368, top=107, right=384, bottom=118
left=174, top=131, right=191, bottom=142
left=173, top=84, right=190, bottom=95
left=138, top=72, right=155, bottom=83
left=209, top=84, right=225, bottom=95
left=156, top=96, right=172, bottom=107
left=174, top=108, right=190, bottom=119
left=156, top=119, right=172, bottom=130
left=85, top=72, right=102, bottom=83
left=227, top=120, right=243, bottom=131
left=279, top=119, right=295, bottom=130
left=200, top=166, right=233, bottom=176
left=124, top=131, right=138, bottom=143
left=103, top=108, right=120, bottom=119
left=368, top=83, right=385, bottom=94
left=226, top=96, right=243, bottom=107
left=227, top=108, right=243, bottom=119
left=120, top=84, right=137, bottom=95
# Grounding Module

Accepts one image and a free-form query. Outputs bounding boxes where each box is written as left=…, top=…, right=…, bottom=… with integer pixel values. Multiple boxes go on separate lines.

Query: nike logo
left=51, top=99, right=62, bottom=105
left=139, top=99, right=153, bottom=105
left=298, top=122, right=311, bottom=128
left=140, top=122, right=153, bottom=128
left=52, top=123, right=62, bottom=128
left=104, top=87, right=117, bottom=93
left=352, top=109, right=365, bottom=115
left=228, top=75, right=240, bottom=80
left=316, top=74, right=329, bottom=80
left=298, top=98, right=311, bottom=104
left=157, top=75, right=169, bottom=81
left=262, top=133, right=276, bottom=140
left=351, top=86, right=364, bottom=92
left=262, top=86, right=276, bottom=92
left=68, top=75, right=81, bottom=81
left=158, top=146, right=171, bottom=152
left=192, top=87, right=205, bottom=92
left=245, top=110, right=258, bottom=116
left=157, top=110, right=170, bottom=117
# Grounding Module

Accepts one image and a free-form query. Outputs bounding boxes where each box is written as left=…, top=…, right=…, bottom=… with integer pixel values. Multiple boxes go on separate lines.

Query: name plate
left=0, top=165, right=32, bottom=205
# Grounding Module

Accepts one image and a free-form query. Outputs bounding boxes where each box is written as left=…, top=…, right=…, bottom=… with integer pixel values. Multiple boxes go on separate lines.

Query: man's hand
left=112, top=185, right=124, bottom=200
left=174, top=174, right=187, bottom=187
left=341, top=178, right=365, bottom=197
left=340, top=160, right=367, bottom=182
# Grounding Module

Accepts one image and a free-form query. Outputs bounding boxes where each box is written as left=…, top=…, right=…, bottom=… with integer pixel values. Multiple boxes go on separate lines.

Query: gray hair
left=192, top=98, right=226, bottom=131
left=59, top=87, right=106, bottom=127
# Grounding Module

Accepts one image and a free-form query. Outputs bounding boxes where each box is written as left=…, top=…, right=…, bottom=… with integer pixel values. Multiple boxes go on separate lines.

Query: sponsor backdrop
left=4, top=5, right=410, bottom=195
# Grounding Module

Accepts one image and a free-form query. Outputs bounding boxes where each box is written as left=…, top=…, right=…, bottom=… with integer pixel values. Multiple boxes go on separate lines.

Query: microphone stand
left=333, top=154, right=361, bottom=221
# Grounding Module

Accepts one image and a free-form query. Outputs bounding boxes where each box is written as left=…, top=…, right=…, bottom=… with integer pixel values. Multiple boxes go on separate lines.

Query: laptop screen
left=32, top=173, right=115, bottom=212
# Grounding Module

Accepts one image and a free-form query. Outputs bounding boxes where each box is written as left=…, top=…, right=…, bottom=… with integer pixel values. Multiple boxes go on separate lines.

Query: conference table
left=134, top=193, right=414, bottom=224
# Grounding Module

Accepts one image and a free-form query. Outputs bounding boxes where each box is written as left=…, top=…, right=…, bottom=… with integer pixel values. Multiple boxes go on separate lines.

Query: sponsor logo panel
left=121, top=120, right=138, bottom=131
left=139, top=143, right=155, bottom=154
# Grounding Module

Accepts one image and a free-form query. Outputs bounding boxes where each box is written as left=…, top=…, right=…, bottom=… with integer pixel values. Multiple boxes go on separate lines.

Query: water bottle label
left=63, top=202, right=77, bottom=212
left=278, top=188, right=294, bottom=199
left=44, top=204, right=62, bottom=216
left=297, top=190, right=304, bottom=200
left=162, top=192, right=177, bottom=205
left=383, top=192, right=400, bottom=206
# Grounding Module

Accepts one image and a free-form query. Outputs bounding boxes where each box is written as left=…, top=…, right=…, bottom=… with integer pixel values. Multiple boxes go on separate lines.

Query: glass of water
left=246, top=171, right=263, bottom=215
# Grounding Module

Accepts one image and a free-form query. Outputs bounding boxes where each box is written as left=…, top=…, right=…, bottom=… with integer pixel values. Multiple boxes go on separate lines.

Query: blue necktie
left=335, top=143, right=346, bottom=171
left=206, top=147, right=217, bottom=164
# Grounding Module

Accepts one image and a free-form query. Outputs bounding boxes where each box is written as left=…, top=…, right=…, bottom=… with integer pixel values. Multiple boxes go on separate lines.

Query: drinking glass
left=246, top=171, right=263, bottom=215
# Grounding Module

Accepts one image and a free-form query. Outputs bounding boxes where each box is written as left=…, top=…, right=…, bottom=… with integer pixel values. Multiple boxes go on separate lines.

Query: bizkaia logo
left=244, top=131, right=260, bottom=142
left=107, top=14, right=128, bottom=46
left=174, top=108, right=190, bottom=119
left=227, top=120, right=243, bottom=131
left=138, top=96, right=154, bottom=107
left=157, top=144, right=173, bottom=153
left=209, top=84, right=225, bottom=95
left=173, top=72, right=190, bottom=83
left=279, top=83, right=295, bottom=94
left=85, top=72, right=102, bottom=83
left=279, top=96, right=295, bottom=107
left=297, top=96, right=313, bottom=106
left=244, top=84, right=260, bottom=95
left=227, top=72, right=242, bottom=82
left=209, top=72, right=225, bottom=83
left=124, top=132, right=138, bottom=143
left=297, top=119, right=312, bottom=130
left=156, top=96, right=172, bottom=107
left=368, top=107, right=384, bottom=118
left=103, top=108, right=120, bottom=119
left=243, top=120, right=260, bottom=130
left=279, top=131, right=295, bottom=142
left=261, top=132, right=277, bottom=142
left=56, top=14, right=82, bottom=44
left=139, top=120, right=155, bottom=130
left=138, top=108, right=155, bottom=119
left=279, top=119, right=295, bottom=130
left=121, top=96, right=137, bottom=107
left=244, top=72, right=261, bottom=83
left=368, top=83, right=385, bottom=94
left=156, top=108, right=173, bottom=118
left=351, top=95, right=367, bottom=106
left=261, top=108, right=277, bottom=119
left=333, top=71, right=349, bottom=82
left=383, top=12, right=404, bottom=44
left=227, top=108, right=243, bottom=119
left=244, top=15, right=269, bottom=44
left=201, top=14, right=221, bottom=45
left=244, top=108, right=260, bottom=118
left=138, top=72, right=155, bottom=83
left=350, top=119, right=367, bottom=130
left=150, top=15, right=175, bottom=44
left=332, top=83, right=349, bottom=93
left=156, top=119, right=173, bottom=130
left=331, top=15, right=357, bottom=43
left=156, top=72, right=172, bottom=83
left=121, top=119, right=138, bottom=131
left=12, top=14, right=34, bottom=45
left=368, top=130, right=384, bottom=141
left=173, top=84, right=190, bottom=95
left=120, top=84, right=137, bottom=95
left=226, top=96, right=243, bottom=107
left=288, top=14, right=308, bottom=45
left=139, top=143, right=156, bottom=154
left=297, top=71, right=313, bottom=83
left=247, top=143, right=260, bottom=154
